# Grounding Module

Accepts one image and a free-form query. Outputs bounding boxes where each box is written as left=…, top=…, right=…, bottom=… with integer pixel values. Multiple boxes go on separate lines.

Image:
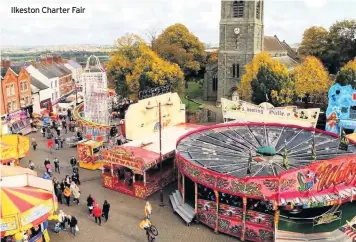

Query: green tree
left=153, top=23, right=206, bottom=81
left=336, top=58, right=356, bottom=88
left=251, top=66, right=293, bottom=106
left=107, top=33, right=184, bottom=101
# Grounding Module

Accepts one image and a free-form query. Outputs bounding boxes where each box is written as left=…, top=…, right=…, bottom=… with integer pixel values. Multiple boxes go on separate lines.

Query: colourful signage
left=313, top=211, right=342, bottom=226
left=101, top=149, right=144, bottom=171
left=21, top=203, right=51, bottom=226
left=221, top=98, right=320, bottom=128
left=0, top=216, right=17, bottom=231
left=0, top=135, right=30, bottom=162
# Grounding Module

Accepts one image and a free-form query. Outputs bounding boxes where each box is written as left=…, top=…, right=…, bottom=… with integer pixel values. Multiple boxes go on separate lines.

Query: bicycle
left=145, top=225, right=158, bottom=242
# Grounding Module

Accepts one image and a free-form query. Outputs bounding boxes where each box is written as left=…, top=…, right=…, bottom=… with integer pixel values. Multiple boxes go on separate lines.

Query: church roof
left=264, top=35, right=286, bottom=54
left=272, top=55, right=299, bottom=70
left=280, top=41, right=299, bottom=61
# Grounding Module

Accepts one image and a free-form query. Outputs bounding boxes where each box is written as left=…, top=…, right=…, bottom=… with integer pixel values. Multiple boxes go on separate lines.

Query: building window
left=6, top=83, right=15, bottom=96
left=256, top=1, right=261, bottom=19
left=212, top=72, right=218, bottom=91
left=20, top=81, right=28, bottom=92
left=12, top=100, right=17, bottom=111
left=52, top=93, right=54, bottom=100
left=236, top=64, right=240, bottom=78
left=7, top=101, right=12, bottom=112
left=232, top=64, right=236, bottom=77
left=232, top=64, right=240, bottom=78
left=233, top=1, right=244, bottom=18
left=55, top=80, right=58, bottom=88
left=51, top=81, right=53, bottom=88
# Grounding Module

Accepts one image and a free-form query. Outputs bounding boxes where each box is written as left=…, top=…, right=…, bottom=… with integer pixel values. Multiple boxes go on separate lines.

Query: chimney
left=46, top=56, right=53, bottom=64
left=53, top=55, right=58, bottom=64
left=57, top=56, right=63, bottom=63
left=1, top=59, right=11, bottom=68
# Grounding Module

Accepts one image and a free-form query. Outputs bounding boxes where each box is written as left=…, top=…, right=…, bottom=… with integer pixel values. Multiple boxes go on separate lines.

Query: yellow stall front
left=77, top=140, right=104, bottom=170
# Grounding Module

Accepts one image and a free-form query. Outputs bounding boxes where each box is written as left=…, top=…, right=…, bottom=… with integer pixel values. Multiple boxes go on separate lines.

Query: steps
left=275, top=229, right=353, bottom=242
left=169, top=190, right=196, bottom=226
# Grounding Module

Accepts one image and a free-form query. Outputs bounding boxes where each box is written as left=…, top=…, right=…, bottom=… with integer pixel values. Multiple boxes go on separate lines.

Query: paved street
left=22, top=130, right=237, bottom=242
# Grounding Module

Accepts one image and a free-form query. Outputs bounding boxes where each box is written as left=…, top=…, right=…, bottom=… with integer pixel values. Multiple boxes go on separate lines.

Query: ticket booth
left=77, top=140, right=104, bottom=170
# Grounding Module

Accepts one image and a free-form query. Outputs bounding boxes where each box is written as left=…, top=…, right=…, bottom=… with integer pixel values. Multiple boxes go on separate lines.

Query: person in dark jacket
left=68, top=215, right=78, bottom=236
left=102, top=200, right=110, bottom=222
left=72, top=171, right=80, bottom=185
left=87, top=194, right=94, bottom=214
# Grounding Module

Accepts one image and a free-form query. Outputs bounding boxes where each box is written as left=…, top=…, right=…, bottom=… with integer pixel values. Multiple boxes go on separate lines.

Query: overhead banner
left=221, top=98, right=320, bottom=128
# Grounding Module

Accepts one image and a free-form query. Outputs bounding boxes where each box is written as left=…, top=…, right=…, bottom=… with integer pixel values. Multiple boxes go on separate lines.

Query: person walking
left=47, top=139, right=54, bottom=154
left=70, top=156, right=78, bottom=173
left=60, top=136, right=65, bottom=148
left=54, top=158, right=60, bottom=173
left=65, top=175, right=71, bottom=187
left=58, top=210, right=66, bottom=231
left=92, top=204, right=102, bottom=226
left=44, top=159, right=50, bottom=173
left=54, top=137, right=59, bottom=150
left=70, top=181, right=80, bottom=205
left=63, top=186, right=71, bottom=206
left=68, top=215, right=78, bottom=236
left=72, top=171, right=80, bottom=185
left=87, top=194, right=94, bottom=214
left=60, top=179, right=65, bottom=192
left=46, top=163, right=53, bottom=177
left=102, top=200, right=110, bottom=222
left=41, top=126, right=46, bottom=137
left=144, top=201, right=152, bottom=219
left=29, top=160, right=35, bottom=170
left=31, top=138, right=37, bottom=150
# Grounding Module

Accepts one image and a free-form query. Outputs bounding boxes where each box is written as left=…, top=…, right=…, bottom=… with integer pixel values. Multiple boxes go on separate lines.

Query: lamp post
left=187, top=95, right=190, bottom=123
left=159, top=102, right=164, bottom=206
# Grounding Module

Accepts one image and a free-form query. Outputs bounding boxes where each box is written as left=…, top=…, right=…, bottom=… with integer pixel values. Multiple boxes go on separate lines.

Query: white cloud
left=304, top=0, right=327, bottom=8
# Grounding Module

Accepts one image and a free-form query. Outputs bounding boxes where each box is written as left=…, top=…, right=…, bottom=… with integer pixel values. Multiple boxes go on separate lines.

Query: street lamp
left=159, top=102, right=164, bottom=207
left=187, top=95, right=190, bottom=123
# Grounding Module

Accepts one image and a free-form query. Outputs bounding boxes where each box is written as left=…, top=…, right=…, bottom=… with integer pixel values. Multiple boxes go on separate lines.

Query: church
left=203, top=0, right=299, bottom=103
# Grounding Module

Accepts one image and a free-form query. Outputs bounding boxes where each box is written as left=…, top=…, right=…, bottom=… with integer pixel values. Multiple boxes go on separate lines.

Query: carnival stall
left=0, top=166, right=58, bottom=242
left=0, top=135, right=30, bottom=166
left=101, top=123, right=204, bottom=199
left=77, top=140, right=104, bottom=170
left=174, top=122, right=356, bottom=242
left=7, top=110, right=32, bottom=135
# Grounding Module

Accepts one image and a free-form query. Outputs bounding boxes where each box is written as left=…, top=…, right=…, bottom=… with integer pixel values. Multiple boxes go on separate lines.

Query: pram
left=54, top=222, right=61, bottom=233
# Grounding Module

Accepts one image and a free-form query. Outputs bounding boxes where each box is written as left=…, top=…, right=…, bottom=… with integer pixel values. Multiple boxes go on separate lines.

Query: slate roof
left=31, top=75, right=49, bottom=90
left=67, top=60, right=82, bottom=69
left=55, top=63, right=72, bottom=75
left=264, top=35, right=286, bottom=53
left=281, top=41, right=299, bottom=61
left=272, top=55, right=299, bottom=70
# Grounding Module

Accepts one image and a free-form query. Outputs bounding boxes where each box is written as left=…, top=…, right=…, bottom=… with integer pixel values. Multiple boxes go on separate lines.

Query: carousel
left=174, top=122, right=356, bottom=242
left=0, top=166, right=58, bottom=242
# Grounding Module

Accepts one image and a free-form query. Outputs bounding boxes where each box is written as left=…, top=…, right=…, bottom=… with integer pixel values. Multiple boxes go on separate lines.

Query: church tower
left=217, top=0, right=264, bottom=103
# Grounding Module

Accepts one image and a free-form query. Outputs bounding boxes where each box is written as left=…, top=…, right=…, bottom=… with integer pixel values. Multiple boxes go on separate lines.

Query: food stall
left=0, top=135, right=30, bottom=166
left=0, top=166, right=58, bottom=242
left=7, top=110, right=32, bottom=135
left=101, top=146, right=175, bottom=199
left=77, top=140, right=105, bottom=170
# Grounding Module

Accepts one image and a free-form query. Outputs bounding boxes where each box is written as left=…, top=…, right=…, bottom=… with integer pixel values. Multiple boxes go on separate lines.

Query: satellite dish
left=234, top=27, right=240, bottom=35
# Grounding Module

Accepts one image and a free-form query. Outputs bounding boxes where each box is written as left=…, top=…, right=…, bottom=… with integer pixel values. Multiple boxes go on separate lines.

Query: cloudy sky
left=0, top=0, right=355, bottom=46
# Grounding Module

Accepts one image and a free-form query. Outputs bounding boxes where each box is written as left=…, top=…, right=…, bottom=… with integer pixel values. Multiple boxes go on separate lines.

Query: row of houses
left=0, top=56, right=83, bottom=134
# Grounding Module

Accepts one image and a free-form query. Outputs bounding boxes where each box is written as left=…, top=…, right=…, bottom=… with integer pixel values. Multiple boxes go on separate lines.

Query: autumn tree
left=298, top=26, right=329, bottom=59
left=107, top=33, right=184, bottom=101
left=293, top=56, right=331, bottom=105
left=336, top=58, right=356, bottom=89
left=153, top=23, right=206, bottom=81
left=238, top=52, right=292, bottom=104
left=206, top=50, right=218, bottom=65
left=298, top=20, right=356, bottom=74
